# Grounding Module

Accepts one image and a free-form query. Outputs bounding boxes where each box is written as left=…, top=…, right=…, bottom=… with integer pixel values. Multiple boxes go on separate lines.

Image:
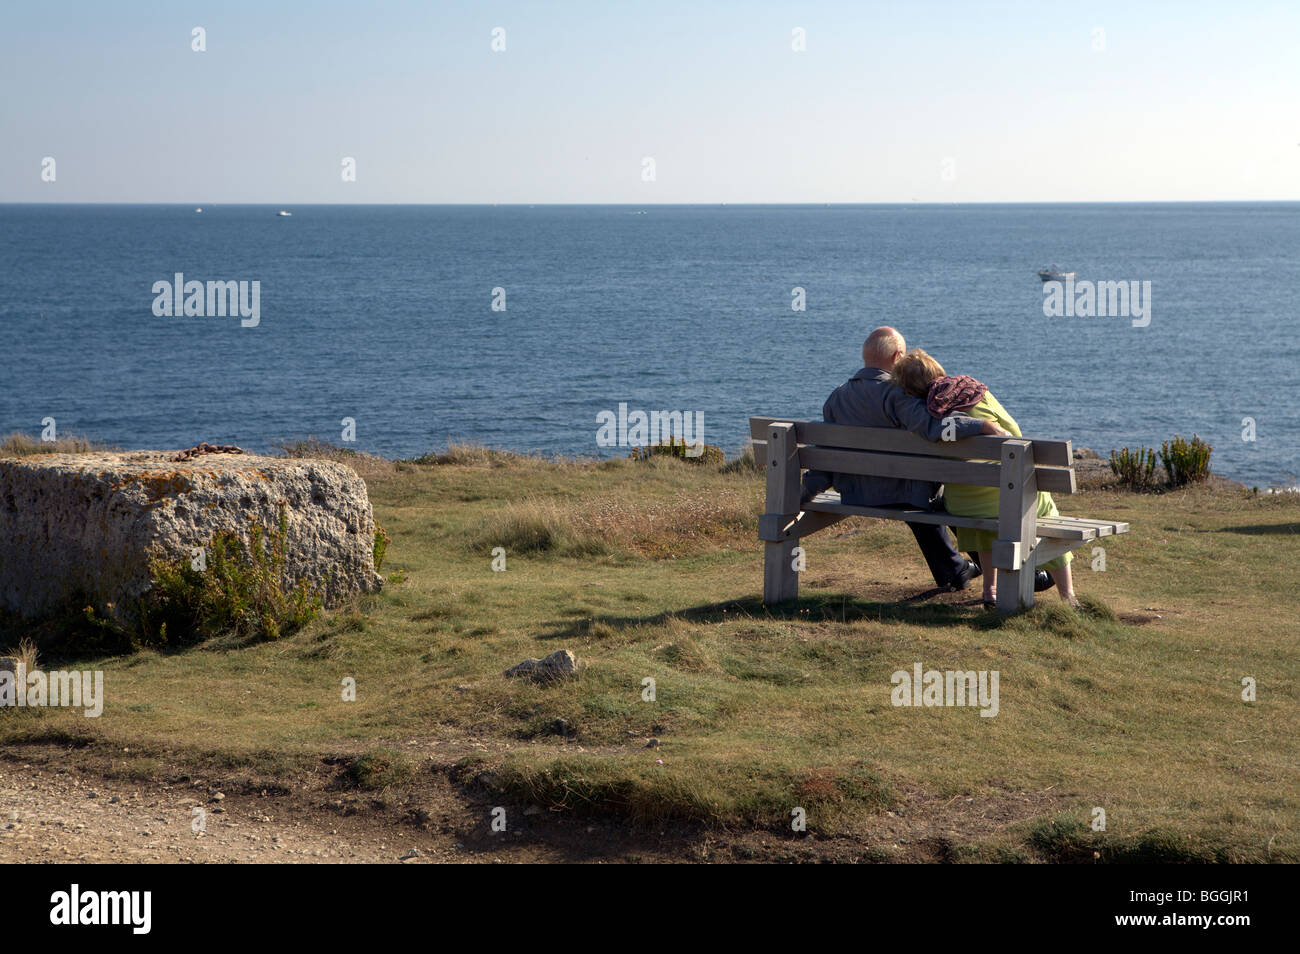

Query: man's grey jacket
left=800, top=366, right=985, bottom=509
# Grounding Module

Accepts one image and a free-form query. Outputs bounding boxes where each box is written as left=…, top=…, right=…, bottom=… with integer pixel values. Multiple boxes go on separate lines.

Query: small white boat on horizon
left=194, top=207, right=202, bottom=213
left=277, top=210, right=293, bottom=217
left=1037, top=265, right=1074, bottom=282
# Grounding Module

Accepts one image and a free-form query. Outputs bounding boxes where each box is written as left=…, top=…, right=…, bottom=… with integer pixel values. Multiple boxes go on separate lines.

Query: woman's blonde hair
left=892, top=348, right=946, bottom=399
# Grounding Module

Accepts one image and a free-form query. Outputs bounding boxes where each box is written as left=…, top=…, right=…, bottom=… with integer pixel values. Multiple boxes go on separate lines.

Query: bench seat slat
left=1038, top=519, right=1111, bottom=538
left=802, top=494, right=1107, bottom=541
left=1045, top=516, right=1131, bottom=534
left=1034, top=519, right=1104, bottom=541
left=751, top=417, right=1073, bottom=468
left=803, top=498, right=1001, bottom=532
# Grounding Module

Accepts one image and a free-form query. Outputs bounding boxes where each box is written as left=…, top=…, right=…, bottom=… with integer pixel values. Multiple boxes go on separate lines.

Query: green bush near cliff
left=1161, top=434, right=1212, bottom=488
left=139, top=507, right=322, bottom=646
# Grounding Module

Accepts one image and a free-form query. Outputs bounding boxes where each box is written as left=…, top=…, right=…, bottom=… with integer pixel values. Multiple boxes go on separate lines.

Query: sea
left=1, top=203, right=1297, bottom=486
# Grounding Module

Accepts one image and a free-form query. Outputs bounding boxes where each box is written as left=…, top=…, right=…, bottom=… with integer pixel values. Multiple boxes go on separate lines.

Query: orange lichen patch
left=122, top=471, right=196, bottom=503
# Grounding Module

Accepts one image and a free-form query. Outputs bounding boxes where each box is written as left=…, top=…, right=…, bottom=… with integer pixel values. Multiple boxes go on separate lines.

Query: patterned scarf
left=927, top=375, right=988, bottom=419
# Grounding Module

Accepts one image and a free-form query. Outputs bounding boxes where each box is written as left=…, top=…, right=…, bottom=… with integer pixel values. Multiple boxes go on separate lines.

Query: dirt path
left=0, top=752, right=1071, bottom=864
left=0, top=759, right=461, bottom=864
left=0, top=750, right=716, bottom=864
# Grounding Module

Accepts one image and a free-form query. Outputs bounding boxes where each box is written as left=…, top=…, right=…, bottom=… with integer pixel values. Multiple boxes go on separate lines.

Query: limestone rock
left=504, top=649, right=578, bottom=682
left=0, top=451, right=383, bottom=628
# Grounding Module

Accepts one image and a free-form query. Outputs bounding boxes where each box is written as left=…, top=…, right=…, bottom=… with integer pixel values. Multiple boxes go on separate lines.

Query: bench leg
left=995, top=565, right=1036, bottom=613
left=996, top=440, right=1039, bottom=613
left=763, top=539, right=799, bottom=603
left=761, top=422, right=803, bottom=605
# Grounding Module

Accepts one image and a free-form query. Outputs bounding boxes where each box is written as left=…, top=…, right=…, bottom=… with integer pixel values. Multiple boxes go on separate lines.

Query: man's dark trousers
left=877, top=503, right=967, bottom=588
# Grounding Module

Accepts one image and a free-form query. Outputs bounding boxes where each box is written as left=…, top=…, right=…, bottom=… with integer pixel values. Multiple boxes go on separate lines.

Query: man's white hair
left=863, top=326, right=906, bottom=366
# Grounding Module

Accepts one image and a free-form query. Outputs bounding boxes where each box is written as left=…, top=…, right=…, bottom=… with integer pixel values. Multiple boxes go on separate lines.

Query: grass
left=273, top=436, right=396, bottom=483
left=347, top=748, right=416, bottom=790
left=0, top=636, right=40, bottom=671
left=2, top=449, right=1296, bottom=862
left=406, top=439, right=541, bottom=468
left=0, top=432, right=110, bottom=456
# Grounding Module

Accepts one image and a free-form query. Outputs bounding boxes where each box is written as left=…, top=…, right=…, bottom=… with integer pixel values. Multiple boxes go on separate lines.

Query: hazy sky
left=2, top=0, right=1297, bottom=203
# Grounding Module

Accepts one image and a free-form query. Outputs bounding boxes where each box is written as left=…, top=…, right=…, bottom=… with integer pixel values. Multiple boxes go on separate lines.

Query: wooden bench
left=750, top=417, right=1130, bottom=612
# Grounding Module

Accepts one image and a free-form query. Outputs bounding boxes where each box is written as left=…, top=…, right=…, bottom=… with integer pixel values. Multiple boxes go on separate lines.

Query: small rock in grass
left=546, top=718, right=577, bottom=738
left=503, top=649, right=578, bottom=683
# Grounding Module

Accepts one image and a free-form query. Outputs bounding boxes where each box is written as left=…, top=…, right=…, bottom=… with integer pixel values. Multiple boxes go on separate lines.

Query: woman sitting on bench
left=892, top=349, right=1079, bottom=609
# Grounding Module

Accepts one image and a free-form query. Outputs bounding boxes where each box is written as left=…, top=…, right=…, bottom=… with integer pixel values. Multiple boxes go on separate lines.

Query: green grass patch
left=347, top=748, right=416, bottom=790
left=2, top=454, right=1295, bottom=861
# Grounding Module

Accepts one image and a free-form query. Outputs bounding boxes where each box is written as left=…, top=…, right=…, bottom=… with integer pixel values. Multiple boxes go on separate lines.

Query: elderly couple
left=800, top=326, right=1078, bottom=608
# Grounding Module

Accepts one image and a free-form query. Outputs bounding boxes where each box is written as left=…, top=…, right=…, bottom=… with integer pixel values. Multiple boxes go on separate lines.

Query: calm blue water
left=1, top=203, right=1297, bottom=485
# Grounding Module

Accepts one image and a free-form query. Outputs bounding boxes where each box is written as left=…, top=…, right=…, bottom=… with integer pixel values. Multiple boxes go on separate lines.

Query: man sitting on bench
left=800, top=326, right=1032, bottom=593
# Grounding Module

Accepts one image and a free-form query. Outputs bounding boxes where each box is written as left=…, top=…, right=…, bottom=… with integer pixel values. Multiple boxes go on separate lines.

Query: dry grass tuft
left=1, top=637, right=40, bottom=671
left=472, top=488, right=760, bottom=558
left=272, top=436, right=396, bottom=483
left=576, top=490, right=760, bottom=555
left=0, top=432, right=108, bottom=457
left=409, top=441, right=542, bottom=468
left=471, top=498, right=605, bottom=556
left=720, top=442, right=764, bottom=475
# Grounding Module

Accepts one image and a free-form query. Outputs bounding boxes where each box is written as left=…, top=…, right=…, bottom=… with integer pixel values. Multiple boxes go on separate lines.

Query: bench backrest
left=748, top=416, right=1077, bottom=495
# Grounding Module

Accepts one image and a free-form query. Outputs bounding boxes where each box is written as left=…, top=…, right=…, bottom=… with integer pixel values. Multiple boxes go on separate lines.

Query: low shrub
left=373, top=524, right=391, bottom=573
left=1109, top=445, right=1158, bottom=491
left=629, top=437, right=725, bottom=466
left=1160, top=434, right=1211, bottom=488
left=140, top=507, right=322, bottom=646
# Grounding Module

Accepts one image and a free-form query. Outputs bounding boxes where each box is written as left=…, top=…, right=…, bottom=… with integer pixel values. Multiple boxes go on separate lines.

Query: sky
left=1, top=0, right=1297, bottom=203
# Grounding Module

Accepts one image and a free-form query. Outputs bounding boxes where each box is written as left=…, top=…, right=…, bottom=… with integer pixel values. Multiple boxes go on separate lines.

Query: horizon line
left=4, top=199, right=1299, bottom=207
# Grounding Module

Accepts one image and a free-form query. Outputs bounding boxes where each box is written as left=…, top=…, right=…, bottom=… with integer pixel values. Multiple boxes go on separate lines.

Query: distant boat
left=194, top=207, right=202, bottom=213
left=277, top=210, right=293, bottom=217
left=1038, top=265, right=1074, bottom=282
